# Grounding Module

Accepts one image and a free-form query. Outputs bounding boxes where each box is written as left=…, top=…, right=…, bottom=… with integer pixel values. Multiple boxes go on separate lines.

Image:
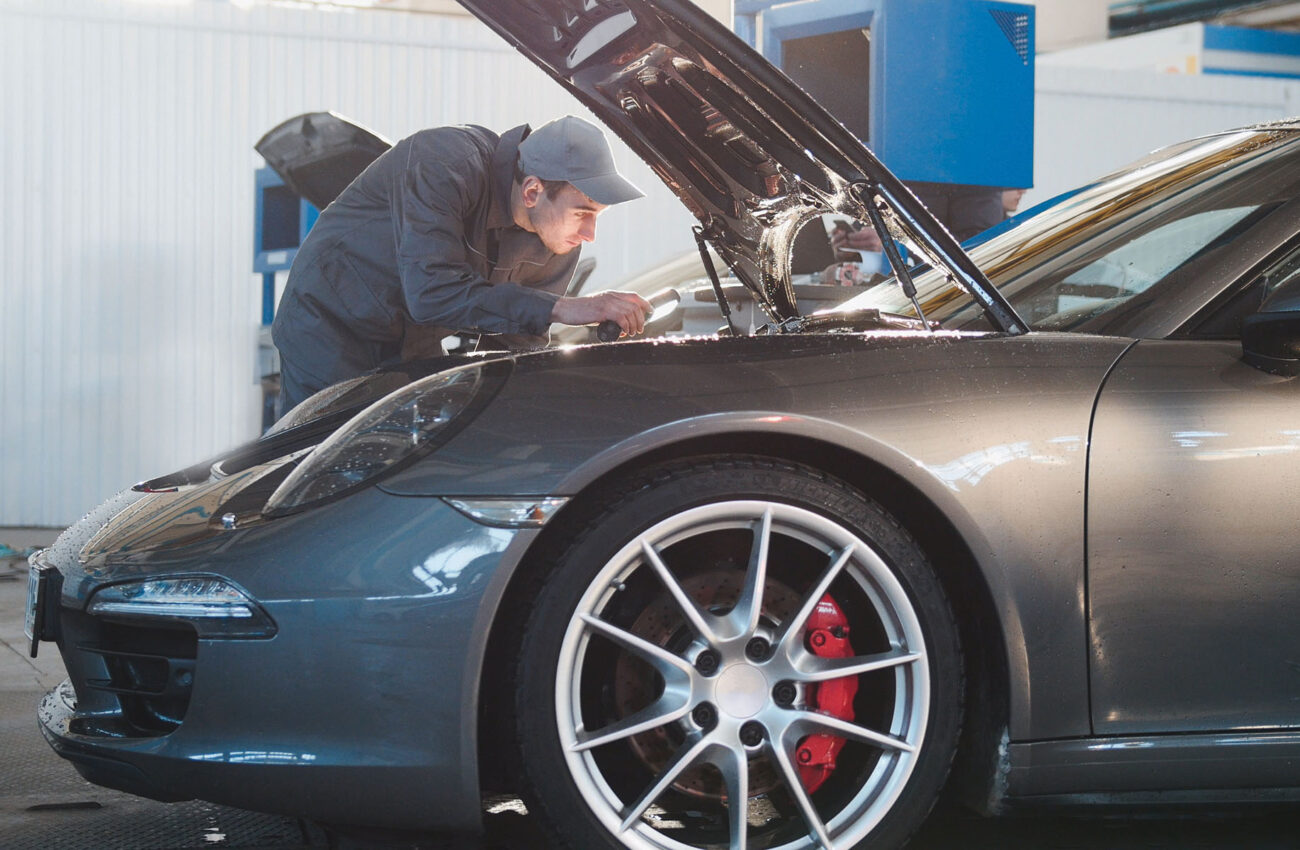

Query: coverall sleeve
left=388, top=132, right=566, bottom=335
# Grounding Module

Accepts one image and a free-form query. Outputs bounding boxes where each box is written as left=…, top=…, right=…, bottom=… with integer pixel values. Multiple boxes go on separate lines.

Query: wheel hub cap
left=714, top=663, right=767, bottom=719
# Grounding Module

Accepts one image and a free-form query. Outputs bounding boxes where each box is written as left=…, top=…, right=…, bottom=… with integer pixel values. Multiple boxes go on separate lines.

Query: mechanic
left=822, top=183, right=1030, bottom=286
left=826, top=183, right=1007, bottom=263
left=271, top=114, right=651, bottom=413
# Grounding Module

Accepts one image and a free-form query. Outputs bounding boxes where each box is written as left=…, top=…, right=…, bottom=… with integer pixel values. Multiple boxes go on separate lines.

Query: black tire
left=516, top=457, right=963, bottom=850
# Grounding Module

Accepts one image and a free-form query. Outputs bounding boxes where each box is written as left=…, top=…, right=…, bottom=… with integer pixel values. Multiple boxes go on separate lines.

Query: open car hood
left=456, top=0, right=1025, bottom=331
left=255, top=112, right=392, bottom=210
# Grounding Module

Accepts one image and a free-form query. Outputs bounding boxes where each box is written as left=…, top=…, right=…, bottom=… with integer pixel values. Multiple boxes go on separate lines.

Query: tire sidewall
left=516, top=460, right=963, bottom=850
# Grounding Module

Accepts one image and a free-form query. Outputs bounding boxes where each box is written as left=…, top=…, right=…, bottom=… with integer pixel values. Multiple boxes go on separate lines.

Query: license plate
left=25, top=561, right=52, bottom=658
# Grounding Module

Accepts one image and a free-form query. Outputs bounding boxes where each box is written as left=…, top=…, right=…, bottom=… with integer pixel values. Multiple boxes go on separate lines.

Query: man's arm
left=391, top=133, right=561, bottom=335
left=390, top=129, right=651, bottom=339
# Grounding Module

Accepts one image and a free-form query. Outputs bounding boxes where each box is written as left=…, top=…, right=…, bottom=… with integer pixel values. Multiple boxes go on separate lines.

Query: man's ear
left=519, top=175, right=544, bottom=208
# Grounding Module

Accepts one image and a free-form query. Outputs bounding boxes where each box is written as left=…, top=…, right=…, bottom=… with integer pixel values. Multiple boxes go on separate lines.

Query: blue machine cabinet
left=253, top=166, right=319, bottom=326
left=741, top=0, right=1033, bottom=190
left=253, top=166, right=320, bottom=428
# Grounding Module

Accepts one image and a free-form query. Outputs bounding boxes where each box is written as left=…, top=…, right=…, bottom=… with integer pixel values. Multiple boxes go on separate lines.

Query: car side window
left=1026, top=206, right=1263, bottom=331
left=1185, top=240, right=1300, bottom=339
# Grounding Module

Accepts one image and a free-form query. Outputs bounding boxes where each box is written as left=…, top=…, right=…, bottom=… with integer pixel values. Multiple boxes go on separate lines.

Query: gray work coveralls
left=271, top=123, right=578, bottom=411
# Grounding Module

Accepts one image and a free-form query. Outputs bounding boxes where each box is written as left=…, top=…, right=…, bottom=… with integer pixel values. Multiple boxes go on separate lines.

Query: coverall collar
left=488, top=124, right=530, bottom=231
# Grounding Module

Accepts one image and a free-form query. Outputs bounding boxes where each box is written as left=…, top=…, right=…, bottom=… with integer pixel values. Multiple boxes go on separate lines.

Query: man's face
left=1002, top=188, right=1026, bottom=215
left=522, top=178, right=608, bottom=254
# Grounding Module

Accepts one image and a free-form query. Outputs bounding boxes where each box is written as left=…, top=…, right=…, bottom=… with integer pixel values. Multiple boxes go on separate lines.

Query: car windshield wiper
left=769, top=308, right=938, bottom=334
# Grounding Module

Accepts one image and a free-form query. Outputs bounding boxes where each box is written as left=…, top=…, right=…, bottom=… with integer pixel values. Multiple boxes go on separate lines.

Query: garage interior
left=4, top=0, right=1300, bottom=847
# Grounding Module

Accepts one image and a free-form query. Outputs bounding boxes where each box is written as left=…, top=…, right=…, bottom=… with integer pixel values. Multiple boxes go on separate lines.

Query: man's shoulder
left=403, top=124, right=501, bottom=164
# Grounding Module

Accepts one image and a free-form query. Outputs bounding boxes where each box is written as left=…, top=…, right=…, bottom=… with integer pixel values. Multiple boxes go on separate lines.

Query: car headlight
left=88, top=576, right=277, bottom=638
left=266, top=371, right=415, bottom=436
left=265, top=361, right=500, bottom=515
left=266, top=375, right=373, bottom=436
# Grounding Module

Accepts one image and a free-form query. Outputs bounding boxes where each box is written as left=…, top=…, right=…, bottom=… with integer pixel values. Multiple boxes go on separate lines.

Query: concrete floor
left=3, top=527, right=1298, bottom=849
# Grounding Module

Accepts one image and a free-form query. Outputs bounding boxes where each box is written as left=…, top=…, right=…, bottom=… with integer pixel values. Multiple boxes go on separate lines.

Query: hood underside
left=455, top=0, right=1021, bottom=330
left=256, top=112, right=393, bottom=211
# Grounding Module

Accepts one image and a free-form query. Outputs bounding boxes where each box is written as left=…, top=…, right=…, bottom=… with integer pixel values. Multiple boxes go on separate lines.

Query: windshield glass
left=839, top=128, right=1300, bottom=331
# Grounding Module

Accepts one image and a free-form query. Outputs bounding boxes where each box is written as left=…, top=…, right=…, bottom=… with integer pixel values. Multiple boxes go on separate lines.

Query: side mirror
left=1242, top=310, right=1300, bottom=376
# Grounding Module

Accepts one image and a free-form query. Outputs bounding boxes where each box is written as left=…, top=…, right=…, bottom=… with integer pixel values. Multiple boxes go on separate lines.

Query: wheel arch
left=475, top=429, right=1011, bottom=813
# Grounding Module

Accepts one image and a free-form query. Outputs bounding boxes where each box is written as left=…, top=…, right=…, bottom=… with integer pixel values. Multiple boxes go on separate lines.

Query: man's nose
left=578, top=218, right=596, bottom=243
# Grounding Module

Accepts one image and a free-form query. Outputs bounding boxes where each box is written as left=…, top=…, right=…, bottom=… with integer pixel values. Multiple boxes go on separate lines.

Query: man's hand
left=552, top=290, right=654, bottom=338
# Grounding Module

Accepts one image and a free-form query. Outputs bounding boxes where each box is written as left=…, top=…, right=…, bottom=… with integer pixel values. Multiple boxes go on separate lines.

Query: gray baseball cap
left=518, top=115, right=644, bottom=206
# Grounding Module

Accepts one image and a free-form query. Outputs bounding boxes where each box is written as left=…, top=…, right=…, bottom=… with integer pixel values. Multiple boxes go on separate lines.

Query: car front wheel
left=517, top=459, right=962, bottom=849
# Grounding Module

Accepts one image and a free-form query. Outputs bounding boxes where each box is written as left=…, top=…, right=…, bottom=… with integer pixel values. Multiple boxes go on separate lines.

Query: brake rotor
left=612, top=570, right=801, bottom=800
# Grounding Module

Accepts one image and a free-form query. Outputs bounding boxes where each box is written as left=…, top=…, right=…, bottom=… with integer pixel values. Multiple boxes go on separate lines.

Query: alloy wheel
left=553, top=500, right=931, bottom=849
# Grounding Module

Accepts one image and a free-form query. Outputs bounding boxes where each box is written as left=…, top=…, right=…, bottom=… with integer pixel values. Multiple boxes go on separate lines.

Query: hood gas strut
left=860, top=191, right=932, bottom=332
left=694, top=225, right=740, bottom=337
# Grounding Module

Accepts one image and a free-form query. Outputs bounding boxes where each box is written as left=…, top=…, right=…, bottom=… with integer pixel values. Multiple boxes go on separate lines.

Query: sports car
left=27, top=0, right=1300, bottom=848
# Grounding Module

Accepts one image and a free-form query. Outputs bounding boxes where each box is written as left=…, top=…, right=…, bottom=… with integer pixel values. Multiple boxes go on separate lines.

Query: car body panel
left=1089, top=339, right=1300, bottom=734
left=377, top=331, right=1135, bottom=741
left=43, top=328, right=1133, bottom=823
left=45, top=484, right=536, bottom=831
left=1008, top=730, right=1300, bottom=799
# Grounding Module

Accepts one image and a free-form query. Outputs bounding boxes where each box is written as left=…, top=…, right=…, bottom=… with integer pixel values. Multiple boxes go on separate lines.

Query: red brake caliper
left=796, top=594, right=857, bottom=793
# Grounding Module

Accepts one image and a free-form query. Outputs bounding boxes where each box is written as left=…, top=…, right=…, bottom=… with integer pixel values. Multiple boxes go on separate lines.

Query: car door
left=1086, top=244, right=1300, bottom=735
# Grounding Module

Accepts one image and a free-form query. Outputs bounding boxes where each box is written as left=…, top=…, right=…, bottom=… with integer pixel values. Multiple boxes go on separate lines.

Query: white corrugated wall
left=1028, top=64, right=1300, bottom=207
left=0, top=0, right=694, bottom=526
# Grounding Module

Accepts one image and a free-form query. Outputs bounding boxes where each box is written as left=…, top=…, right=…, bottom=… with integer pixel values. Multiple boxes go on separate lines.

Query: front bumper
left=39, top=677, right=448, bottom=821
left=35, top=485, right=540, bottom=832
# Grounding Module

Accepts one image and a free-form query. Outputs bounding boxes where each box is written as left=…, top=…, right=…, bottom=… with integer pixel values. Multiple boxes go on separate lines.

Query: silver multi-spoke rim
left=556, top=501, right=930, bottom=850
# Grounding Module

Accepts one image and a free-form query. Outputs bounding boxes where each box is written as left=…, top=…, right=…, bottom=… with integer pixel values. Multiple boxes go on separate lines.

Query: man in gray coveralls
left=271, top=114, right=651, bottom=413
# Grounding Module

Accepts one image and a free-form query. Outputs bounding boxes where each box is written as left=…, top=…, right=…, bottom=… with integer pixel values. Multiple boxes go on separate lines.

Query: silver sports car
left=27, top=0, right=1300, bottom=848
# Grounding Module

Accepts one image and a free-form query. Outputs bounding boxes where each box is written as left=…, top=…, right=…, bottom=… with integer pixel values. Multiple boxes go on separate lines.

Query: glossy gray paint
left=45, top=486, right=535, bottom=831
left=1089, top=339, right=1300, bottom=734
left=1008, top=731, right=1300, bottom=799
left=42, top=327, right=1136, bottom=827
left=381, top=331, right=1135, bottom=742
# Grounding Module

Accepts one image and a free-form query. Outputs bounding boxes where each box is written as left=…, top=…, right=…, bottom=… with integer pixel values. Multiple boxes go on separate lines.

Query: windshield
left=839, top=128, right=1300, bottom=331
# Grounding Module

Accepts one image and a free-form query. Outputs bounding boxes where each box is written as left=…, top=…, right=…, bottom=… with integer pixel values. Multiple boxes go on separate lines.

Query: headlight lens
left=266, top=370, right=415, bottom=436
left=266, top=375, right=372, bottom=436
left=88, top=576, right=276, bottom=638
left=266, top=363, right=490, bottom=515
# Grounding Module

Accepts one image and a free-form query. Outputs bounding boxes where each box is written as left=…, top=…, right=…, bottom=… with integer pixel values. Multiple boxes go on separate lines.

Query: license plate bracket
left=24, top=561, right=60, bottom=659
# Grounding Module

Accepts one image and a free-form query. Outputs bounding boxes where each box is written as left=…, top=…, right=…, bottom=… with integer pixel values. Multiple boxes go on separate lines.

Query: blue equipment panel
left=253, top=166, right=319, bottom=275
left=757, top=0, right=1033, bottom=189
left=253, top=166, right=319, bottom=325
